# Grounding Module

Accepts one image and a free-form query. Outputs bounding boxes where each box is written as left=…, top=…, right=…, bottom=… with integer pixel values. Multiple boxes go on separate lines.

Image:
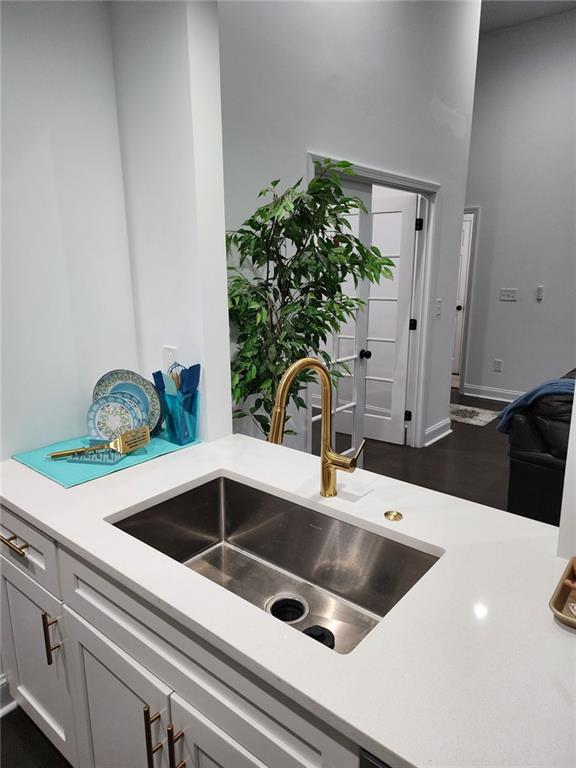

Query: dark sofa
left=507, top=368, right=575, bottom=525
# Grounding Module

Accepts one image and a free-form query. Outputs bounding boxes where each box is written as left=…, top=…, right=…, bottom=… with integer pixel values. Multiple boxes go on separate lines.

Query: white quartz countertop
left=1, top=435, right=574, bottom=767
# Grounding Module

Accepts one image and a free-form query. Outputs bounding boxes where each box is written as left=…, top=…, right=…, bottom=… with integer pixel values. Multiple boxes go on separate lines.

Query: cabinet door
left=64, top=607, right=171, bottom=768
left=1, top=557, right=77, bottom=764
left=169, top=692, right=267, bottom=768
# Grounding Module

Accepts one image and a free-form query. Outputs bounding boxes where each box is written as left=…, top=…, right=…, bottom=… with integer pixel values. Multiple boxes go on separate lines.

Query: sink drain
left=266, top=594, right=309, bottom=624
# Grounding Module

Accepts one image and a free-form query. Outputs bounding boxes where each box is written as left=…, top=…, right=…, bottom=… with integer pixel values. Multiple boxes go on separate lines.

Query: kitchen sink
left=113, top=477, right=438, bottom=653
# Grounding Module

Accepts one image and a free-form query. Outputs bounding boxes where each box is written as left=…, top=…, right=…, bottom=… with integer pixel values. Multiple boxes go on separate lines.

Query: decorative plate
left=87, top=395, right=141, bottom=440
left=110, top=383, right=149, bottom=419
left=111, top=390, right=146, bottom=426
left=93, top=370, right=162, bottom=433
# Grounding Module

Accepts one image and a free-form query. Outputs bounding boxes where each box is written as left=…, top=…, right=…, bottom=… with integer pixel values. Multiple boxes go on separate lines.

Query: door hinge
left=415, top=218, right=424, bottom=231
left=404, top=410, right=412, bottom=422
left=409, top=318, right=417, bottom=330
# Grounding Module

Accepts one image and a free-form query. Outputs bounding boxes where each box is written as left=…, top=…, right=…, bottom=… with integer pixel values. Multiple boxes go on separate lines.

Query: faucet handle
left=328, top=439, right=365, bottom=473
left=350, top=439, right=366, bottom=469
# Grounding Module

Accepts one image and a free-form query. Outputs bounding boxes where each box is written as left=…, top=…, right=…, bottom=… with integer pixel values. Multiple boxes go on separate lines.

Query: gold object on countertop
left=48, top=426, right=150, bottom=460
left=384, top=510, right=403, bottom=521
left=268, top=357, right=364, bottom=497
left=549, top=555, right=576, bottom=629
left=0, top=533, right=29, bottom=557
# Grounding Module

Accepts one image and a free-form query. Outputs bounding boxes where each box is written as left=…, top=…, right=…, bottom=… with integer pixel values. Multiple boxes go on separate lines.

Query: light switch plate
left=499, top=289, right=518, bottom=302
left=493, top=359, right=503, bottom=373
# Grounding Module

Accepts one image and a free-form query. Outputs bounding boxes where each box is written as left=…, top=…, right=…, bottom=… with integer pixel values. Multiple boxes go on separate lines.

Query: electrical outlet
left=493, top=359, right=503, bottom=373
left=536, top=285, right=544, bottom=302
left=162, top=345, right=177, bottom=371
left=499, top=288, right=518, bottom=302
left=435, top=298, right=442, bottom=317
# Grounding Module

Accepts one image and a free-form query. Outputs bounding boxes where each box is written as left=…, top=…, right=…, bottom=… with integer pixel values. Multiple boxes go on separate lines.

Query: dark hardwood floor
left=1, top=708, right=71, bottom=768
left=314, top=390, right=510, bottom=510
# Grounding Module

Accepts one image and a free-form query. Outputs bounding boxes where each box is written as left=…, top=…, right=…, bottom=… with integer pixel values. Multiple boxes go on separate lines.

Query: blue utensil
left=180, top=364, right=201, bottom=412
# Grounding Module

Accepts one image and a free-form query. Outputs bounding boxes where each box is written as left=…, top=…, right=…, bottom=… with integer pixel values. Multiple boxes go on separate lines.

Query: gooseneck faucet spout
left=268, top=357, right=365, bottom=497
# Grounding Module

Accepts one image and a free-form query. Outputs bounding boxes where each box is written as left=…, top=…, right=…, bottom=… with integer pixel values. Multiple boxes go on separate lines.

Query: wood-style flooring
left=1, top=708, right=71, bottom=768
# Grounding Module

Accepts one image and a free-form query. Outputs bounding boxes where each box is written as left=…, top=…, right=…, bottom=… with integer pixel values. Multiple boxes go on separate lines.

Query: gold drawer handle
left=167, top=724, right=185, bottom=768
left=41, top=611, right=61, bottom=666
left=1, top=534, right=29, bottom=557
left=143, top=705, right=163, bottom=768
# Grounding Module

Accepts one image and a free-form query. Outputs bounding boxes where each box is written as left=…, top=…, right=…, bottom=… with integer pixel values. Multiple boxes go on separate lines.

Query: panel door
left=1, top=556, right=77, bottom=764
left=334, top=185, right=418, bottom=445
left=64, top=607, right=171, bottom=768
left=453, top=212, right=474, bottom=375
left=169, top=692, right=267, bottom=768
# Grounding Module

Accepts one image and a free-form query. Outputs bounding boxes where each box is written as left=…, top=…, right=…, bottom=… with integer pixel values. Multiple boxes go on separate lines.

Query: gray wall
left=464, top=10, right=576, bottom=399
left=218, top=0, right=481, bottom=446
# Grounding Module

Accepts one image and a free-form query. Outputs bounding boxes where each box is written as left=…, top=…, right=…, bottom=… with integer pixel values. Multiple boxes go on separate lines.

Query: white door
left=169, top=692, right=267, bottom=768
left=1, top=557, right=77, bottom=765
left=65, top=607, right=171, bottom=768
left=334, top=185, right=418, bottom=445
left=453, top=212, right=474, bottom=375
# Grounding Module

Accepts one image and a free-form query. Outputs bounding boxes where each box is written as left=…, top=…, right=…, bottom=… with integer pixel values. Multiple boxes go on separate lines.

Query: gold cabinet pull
left=1, top=534, right=29, bottom=557
left=167, top=724, right=185, bottom=768
left=41, top=611, right=61, bottom=666
left=143, top=705, right=163, bottom=768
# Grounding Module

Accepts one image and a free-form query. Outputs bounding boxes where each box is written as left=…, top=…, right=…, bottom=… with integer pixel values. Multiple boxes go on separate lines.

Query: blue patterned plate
left=111, top=390, right=146, bottom=427
left=87, top=395, right=141, bottom=440
left=93, top=370, right=162, bottom=434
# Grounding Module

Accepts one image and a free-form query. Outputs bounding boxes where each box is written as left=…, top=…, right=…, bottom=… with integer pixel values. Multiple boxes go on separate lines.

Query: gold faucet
left=268, top=357, right=365, bottom=497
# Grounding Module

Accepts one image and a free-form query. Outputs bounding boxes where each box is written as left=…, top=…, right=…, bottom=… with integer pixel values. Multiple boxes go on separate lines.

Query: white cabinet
left=1, top=556, right=77, bottom=764
left=169, top=692, right=266, bottom=768
left=65, top=608, right=171, bottom=768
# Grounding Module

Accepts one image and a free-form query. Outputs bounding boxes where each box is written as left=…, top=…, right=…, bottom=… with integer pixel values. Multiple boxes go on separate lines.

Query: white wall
left=218, top=0, right=481, bottom=447
left=464, top=11, right=576, bottom=399
left=109, top=1, right=231, bottom=442
left=1, top=1, right=231, bottom=456
left=1, top=1, right=138, bottom=456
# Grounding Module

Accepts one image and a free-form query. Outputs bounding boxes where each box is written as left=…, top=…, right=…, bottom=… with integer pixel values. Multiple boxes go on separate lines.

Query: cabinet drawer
left=0, top=506, right=61, bottom=597
left=60, top=549, right=357, bottom=768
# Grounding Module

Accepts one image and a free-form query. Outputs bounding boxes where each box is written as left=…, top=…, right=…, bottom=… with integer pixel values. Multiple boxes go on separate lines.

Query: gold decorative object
left=384, top=510, right=403, bottom=521
left=549, top=556, right=576, bottom=629
left=268, top=357, right=364, bottom=497
left=48, top=426, right=150, bottom=460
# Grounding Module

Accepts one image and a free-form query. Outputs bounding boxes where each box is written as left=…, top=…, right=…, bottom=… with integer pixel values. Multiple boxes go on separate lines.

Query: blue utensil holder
left=162, top=391, right=199, bottom=446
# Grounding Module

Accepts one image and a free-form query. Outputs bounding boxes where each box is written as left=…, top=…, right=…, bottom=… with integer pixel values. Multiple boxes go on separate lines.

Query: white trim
left=462, top=383, right=524, bottom=403
left=0, top=673, right=15, bottom=718
left=424, top=418, right=452, bottom=447
left=308, top=152, right=440, bottom=194
left=0, top=701, right=18, bottom=719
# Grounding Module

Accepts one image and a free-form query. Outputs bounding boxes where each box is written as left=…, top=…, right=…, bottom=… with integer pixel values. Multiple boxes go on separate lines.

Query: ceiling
left=480, top=0, right=576, bottom=33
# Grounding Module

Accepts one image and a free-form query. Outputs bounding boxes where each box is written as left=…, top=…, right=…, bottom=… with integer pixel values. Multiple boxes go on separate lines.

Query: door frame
left=458, top=205, right=481, bottom=395
left=305, top=152, right=440, bottom=448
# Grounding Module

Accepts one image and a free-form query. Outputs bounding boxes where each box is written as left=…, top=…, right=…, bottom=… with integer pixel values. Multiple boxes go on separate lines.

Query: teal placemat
left=12, top=434, right=200, bottom=488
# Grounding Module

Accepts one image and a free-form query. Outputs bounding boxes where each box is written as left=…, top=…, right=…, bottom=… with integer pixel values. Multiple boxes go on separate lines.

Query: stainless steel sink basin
left=114, top=477, right=438, bottom=653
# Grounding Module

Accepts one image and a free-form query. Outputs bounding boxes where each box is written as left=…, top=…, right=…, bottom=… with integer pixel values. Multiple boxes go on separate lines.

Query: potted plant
left=227, top=158, right=394, bottom=438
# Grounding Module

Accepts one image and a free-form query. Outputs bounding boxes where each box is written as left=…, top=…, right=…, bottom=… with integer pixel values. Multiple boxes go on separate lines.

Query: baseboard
left=0, top=674, right=16, bottom=718
left=462, top=383, right=524, bottom=403
left=424, top=418, right=452, bottom=447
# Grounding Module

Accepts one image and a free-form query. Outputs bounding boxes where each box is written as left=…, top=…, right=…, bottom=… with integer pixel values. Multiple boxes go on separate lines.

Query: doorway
left=308, top=166, right=431, bottom=456
left=452, top=209, right=477, bottom=390
left=452, top=210, right=476, bottom=391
